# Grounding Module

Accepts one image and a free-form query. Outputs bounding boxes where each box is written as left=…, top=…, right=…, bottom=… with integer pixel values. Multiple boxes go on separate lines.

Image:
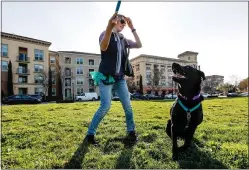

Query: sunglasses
left=120, top=18, right=126, bottom=24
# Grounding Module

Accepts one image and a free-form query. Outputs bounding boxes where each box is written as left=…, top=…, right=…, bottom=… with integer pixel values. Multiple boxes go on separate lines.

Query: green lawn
left=1, top=97, right=248, bottom=169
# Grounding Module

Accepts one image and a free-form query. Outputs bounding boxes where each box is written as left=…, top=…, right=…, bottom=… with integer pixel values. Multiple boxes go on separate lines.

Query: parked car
left=112, top=93, right=132, bottom=101
left=29, top=94, right=43, bottom=101
left=165, top=94, right=177, bottom=99
left=201, top=93, right=210, bottom=98
left=3, top=95, right=41, bottom=105
left=76, top=92, right=98, bottom=101
left=131, top=93, right=148, bottom=100
left=227, top=92, right=239, bottom=97
left=239, top=92, right=248, bottom=97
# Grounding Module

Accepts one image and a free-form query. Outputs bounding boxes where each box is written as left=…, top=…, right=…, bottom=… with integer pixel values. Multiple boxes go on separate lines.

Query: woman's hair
left=117, top=14, right=126, bottom=19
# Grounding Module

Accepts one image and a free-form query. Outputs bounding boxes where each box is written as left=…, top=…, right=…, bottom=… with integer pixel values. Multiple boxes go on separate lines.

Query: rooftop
left=58, top=51, right=101, bottom=56
left=130, top=54, right=194, bottom=63
left=1, top=32, right=52, bottom=46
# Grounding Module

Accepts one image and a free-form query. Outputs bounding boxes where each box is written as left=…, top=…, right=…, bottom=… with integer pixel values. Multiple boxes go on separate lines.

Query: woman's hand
left=108, top=12, right=119, bottom=29
left=125, top=17, right=135, bottom=30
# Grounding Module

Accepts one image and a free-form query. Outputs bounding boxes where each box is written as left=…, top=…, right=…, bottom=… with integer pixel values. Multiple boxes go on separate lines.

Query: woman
left=86, top=12, right=142, bottom=145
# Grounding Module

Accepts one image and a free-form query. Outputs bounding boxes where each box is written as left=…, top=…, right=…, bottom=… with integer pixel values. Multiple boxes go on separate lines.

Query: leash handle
left=115, top=0, right=121, bottom=12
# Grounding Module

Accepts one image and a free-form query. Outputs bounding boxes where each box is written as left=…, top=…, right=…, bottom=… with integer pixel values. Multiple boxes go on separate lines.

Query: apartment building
left=1, top=32, right=51, bottom=95
left=203, top=75, right=224, bottom=93
left=48, top=51, right=60, bottom=97
left=57, top=51, right=101, bottom=100
left=130, top=51, right=199, bottom=95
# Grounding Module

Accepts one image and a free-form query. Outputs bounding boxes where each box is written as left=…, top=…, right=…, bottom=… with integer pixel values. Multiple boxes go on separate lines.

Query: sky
left=2, top=2, right=248, bottom=83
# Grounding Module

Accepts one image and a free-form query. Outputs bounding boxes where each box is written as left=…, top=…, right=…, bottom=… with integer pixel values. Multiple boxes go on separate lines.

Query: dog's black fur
left=166, top=63, right=206, bottom=161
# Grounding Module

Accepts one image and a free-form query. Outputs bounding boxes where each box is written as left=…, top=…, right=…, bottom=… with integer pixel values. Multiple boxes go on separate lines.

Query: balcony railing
left=16, top=68, right=30, bottom=74
left=17, top=54, right=30, bottom=63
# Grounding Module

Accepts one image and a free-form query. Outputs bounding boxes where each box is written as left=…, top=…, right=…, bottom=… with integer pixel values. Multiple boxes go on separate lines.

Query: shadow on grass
left=115, top=142, right=135, bottom=169
left=103, top=136, right=135, bottom=169
left=63, top=137, right=89, bottom=169
left=177, top=139, right=228, bottom=169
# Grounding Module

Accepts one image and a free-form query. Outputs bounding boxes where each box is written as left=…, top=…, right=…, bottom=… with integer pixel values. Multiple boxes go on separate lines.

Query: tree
left=58, top=75, right=63, bottom=100
left=146, top=67, right=164, bottom=93
left=37, top=71, right=49, bottom=101
left=126, top=77, right=137, bottom=93
left=238, top=78, right=248, bottom=92
left=139, top=75, right=143, bottom=95
left=48, top=68, right=53, bottom=99
left=7, top=60, right=14, bottom=96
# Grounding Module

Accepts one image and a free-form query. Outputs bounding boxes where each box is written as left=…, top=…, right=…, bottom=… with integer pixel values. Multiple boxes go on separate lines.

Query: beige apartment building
left=1, top=32, right=51, bottom=96
left=57, top=51, right=101, bottom=100
left=130, top=51, right=199, bottom=95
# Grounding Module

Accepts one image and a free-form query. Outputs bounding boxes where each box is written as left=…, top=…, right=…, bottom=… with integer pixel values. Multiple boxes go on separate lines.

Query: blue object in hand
left=115, top=0, right=121, bottom=12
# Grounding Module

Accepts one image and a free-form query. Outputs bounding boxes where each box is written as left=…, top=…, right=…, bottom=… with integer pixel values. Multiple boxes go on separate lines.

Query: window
left=35, top=87, right=44, bottom=95
left=161, top=76, right=166, bottom=79
left=89, top=59, right=94, bottom=65
left=51, top=66, right=56, bottom=74
left=146, top=66, right=151, bottom=70
left=18, top=76, right=28, bottom=83
left=146, top=72, right=151, bottom=79
left=161, top=80, right=166, bottom=86
left=1, top=61, right=8, bottom=71
left=136, top=75, right=139, bottom=79
left=77, top=88, right=84, bottom=95
left=65, top=57, right=71, bottom=64
left=76, top=68, right=83, bottom=75
left=1, top=44, right=8, bottom=57
left=167, top=65, right=172, bottom=72
left=52, top=88, right=56, bottom=96
left=18, top=88, right=28, bottom=95
left=65, top=78, right=71, bottom=86
left=188, top=56, right=190, bottom=60
left=34, top=49, right=44, bottom=61
left=34, top=64, right=44, bottom=72
left=89, top=79, right=94, bottom=87
left=76, top=78, right=84, bottom=85
left=52, top=77, right=56, bottom=85
left=34, top=75, right=43, bottom=84
left=50, top=56, right=56, bottom=64
left=89, top=88, right=95, bottom=92
left=76, top=58, right=83, bottom=64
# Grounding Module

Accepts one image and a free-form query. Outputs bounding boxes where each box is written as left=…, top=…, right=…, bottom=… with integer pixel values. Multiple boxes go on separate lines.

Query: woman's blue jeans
left=87, top=79, right=136, bottom=135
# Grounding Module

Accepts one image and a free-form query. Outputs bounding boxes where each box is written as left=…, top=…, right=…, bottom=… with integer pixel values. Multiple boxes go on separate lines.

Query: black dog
left=166, top=63, right=206, bottom=161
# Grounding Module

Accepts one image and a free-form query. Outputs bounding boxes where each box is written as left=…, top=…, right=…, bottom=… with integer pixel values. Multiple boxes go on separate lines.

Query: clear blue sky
left=2, top=2, right=248, bottom=83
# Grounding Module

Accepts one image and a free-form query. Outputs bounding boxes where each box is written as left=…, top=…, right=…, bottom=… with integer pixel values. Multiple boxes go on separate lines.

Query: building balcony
left=16, top=68, right=30, bottom=75
left=16, top=54, right=30, bottom=63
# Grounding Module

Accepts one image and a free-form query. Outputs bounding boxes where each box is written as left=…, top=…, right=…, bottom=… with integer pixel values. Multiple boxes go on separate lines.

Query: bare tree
left=146, top=67, right=164, bottom=93
left=126, top=77, right=138, bottom=93
left=229, top=75, right=241, bottom=87
left=36, top=71, right=49, bottom=100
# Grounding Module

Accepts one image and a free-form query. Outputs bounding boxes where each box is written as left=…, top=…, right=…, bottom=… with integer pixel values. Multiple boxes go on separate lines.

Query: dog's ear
left=199, top=71, right=206, bottom=81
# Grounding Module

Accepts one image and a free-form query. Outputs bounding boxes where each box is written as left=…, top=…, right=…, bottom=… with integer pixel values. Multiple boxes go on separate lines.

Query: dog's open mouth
left=173, top=73, right=186, bottom=79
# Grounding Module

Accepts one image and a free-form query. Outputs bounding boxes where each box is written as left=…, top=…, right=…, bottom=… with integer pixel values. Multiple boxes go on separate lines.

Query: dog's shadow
left=177, top=139, right=228, bottom=169
left=63, top=137, right=89, bottom=169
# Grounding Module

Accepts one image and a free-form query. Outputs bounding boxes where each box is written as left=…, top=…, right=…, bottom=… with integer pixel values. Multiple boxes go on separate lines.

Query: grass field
left=1, top=97, right=248, bottom=169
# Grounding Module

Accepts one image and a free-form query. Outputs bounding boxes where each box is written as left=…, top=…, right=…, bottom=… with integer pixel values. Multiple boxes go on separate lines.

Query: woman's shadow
left=177, top=138, right=228, bottom=169
left=63, top=137, right=89, bottom=169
